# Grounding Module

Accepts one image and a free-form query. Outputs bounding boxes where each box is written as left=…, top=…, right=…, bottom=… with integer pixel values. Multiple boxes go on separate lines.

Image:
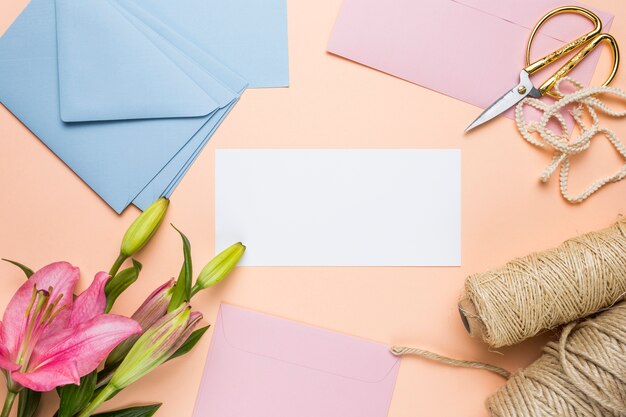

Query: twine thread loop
left=515, top=77, right=626, bottom=203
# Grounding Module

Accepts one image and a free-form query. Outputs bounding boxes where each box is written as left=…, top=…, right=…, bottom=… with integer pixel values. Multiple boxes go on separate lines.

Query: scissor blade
left=465, top=87, right=529, bottom=132
left=465, top=71, right=540, bottom=133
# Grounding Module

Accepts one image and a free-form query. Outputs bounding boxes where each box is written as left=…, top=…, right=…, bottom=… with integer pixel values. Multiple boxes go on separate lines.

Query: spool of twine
left=487, top=301, right=626, bottom=417
left=392, top=301, right=626, bottom=417
left=459, top=217, right=626, bottom=348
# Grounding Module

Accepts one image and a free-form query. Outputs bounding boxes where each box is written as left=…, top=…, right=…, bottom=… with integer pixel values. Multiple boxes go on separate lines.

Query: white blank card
left=215, top=149, right=461, bottom=266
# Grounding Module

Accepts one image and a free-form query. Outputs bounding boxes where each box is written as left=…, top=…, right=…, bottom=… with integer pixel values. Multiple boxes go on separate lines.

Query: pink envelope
left=192, top=304, right=400, bottom=417
left=328, top=0, right=614, bottom=114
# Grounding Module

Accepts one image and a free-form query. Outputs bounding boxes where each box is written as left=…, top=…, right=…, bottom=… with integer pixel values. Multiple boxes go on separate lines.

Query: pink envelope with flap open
left=328, top=0, right=614, bottom=115
left=192, top=304, right=400, bottom=417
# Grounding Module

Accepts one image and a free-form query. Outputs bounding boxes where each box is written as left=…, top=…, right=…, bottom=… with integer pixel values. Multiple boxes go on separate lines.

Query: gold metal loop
left=524, top=6, right=619, bottom=98
left=537, top=33, right=620, bottom=96
left=526, top=6, right=602, bottom=74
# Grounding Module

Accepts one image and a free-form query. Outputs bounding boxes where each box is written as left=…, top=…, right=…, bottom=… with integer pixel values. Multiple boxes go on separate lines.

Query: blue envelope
left=0, top=0, right=288, bottom=213
left=56, top=0, right=230, bottom=123
left=128, top=0, right=290, bottom=88
left=132, top=101, right=239, bottom=209
left=125, top=0, right=289, bottom=210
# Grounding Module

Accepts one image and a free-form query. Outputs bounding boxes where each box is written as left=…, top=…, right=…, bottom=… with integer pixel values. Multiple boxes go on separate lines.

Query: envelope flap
left=218, top=304, right=399, bottom=383
left=453, top=0, right=613, bottom=42
left=55, top=0, right=218, bottom=122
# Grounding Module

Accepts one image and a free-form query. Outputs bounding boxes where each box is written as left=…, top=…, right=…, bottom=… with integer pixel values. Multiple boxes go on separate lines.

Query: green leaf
left=167, top=225, right=192, bottom=312
left=17, top=389, right=40, bottom=417
left=167, top=325, right=210, bottom=362
left=92, top=404, right=161, bottom=417
left=104, top=260, right=142, bottom=313
left=90, top=384, right=121, bottom=404
left=2, top=259, right=34, bottom=278
left=96, top=365, right=116, bottom=391
left=57, top=370, right=97, bottom=417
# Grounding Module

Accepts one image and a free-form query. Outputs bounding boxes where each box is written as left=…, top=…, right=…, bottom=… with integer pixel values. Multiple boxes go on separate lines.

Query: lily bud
left=191, top=242, right=245, bottom=296
left=109, top=304, right=202, bottom=391
left=77, top=304, right=201, bottom=417
left=120, top=198, right=169, bottom=258
left=105, top=279, right=175, bottom=368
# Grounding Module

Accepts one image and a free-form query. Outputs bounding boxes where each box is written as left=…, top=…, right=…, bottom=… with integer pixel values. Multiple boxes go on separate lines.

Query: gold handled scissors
left=465, top=6, right=620, bottom=132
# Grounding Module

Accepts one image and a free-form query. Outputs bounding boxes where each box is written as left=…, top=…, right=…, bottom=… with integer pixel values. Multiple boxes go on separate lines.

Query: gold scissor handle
left=536, top=33, right=619, bottom=96
left=523, top=6, right=620, bottom=97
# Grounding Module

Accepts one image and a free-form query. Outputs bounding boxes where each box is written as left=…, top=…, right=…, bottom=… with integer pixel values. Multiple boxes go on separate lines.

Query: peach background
left=0, top=0, right=625, bottom=416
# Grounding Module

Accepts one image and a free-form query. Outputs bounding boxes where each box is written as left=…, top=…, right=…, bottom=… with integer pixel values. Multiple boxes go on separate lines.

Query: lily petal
left=12, top=360, right=80, bottom=392
left=0, top=321, right=15, bottom=371
left=28, top=314, right=141, bottom=383
left=0, top=322, right=18, bottom=371
left=70, top=272, right=110, bottom=327
left=0, top=321, right=7, bottom=356
left=2, top=262, right=79, bottom=356
left=0, top=323, right=18, bottom=371
left=0, top=355, right=20, bottom=372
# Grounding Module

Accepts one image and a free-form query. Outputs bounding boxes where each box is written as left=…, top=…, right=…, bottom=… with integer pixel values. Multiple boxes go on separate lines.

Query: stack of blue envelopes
left=0, top=0, right=288, bottom=213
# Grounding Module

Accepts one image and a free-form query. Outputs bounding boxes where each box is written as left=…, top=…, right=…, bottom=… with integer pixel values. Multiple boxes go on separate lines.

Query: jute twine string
left=390, top=346, right=511, bottom=379
left=487, top=301, right=626, bottom=417
left=392, top=301, right=626, bottom=417
left=459, top=217, right=626, bottom=348
left=515, top=77, right=626, bottom=203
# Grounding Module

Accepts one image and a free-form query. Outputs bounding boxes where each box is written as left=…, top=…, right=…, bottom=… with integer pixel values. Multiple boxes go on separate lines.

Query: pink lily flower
left=0, top=262, right=142, bottom=392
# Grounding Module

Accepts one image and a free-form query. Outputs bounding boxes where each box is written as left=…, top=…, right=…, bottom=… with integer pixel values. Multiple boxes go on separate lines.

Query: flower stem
left=109, top=254, right=127, bottom=278
left=1, top=390, right=17, bottom=417
left=76, top=385, right=117, bottom=417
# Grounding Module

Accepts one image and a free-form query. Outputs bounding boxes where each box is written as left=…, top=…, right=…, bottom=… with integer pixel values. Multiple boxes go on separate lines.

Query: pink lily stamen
left=17, top=287, right=65, bottom=370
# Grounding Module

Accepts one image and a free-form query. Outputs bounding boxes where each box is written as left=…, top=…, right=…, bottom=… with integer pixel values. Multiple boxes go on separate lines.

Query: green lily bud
left=110, top=304, right=201, bottom=390
left=105, top=279, right=175, bottom=369
left=120, top=198, right=169, bottom=258
left=191, top=242, right=245, bottom=296
left=78, top=305, right=201, bottom=417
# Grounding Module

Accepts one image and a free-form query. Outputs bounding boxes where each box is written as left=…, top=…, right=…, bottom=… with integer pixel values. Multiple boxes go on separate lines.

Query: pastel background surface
left=0, top=0, right=624, bottom=416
